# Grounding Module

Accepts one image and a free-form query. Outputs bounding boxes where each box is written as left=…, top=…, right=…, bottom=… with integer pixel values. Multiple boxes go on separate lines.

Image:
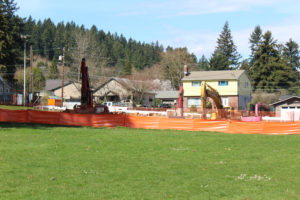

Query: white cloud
left=160, top=14, right=300, bottom=60
left=121, top=0, right=299, bottom=17
left=160, top=25, right=218, bottom=58
left=263, top=16, right=300, bottom=44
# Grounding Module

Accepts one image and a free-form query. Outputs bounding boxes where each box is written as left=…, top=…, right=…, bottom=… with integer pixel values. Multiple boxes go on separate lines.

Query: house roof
left=95, top=77, right=156, bottom=94
left=95, top=77, right=130, bottom=91
left=182, top=70, right=246, bottom=81
left=278, top=95, right=300, bottom=101
left=0, top=75, right=11, bottom=88
left=270, top=96, right=300, bottom=106
left=155, top=90, right=179, bottom=99
left=45, top=79, right=70, bottom=91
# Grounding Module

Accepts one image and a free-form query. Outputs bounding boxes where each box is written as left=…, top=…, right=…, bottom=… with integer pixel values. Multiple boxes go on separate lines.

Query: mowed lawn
left=0, top=123, right=299, bottom=200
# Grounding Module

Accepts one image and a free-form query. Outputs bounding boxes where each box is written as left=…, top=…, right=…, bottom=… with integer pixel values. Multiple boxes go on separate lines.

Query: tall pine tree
left=249, top=25, right=262, bottom=64
left=41, top=18, right=56, bottom=60
left=198, top=55, right=209, bottom=70
left=0, top=0, right=23, bottom=82
left=210, top=21, right=241, bottom=70
left=122, top=51, right=132, bottom=76
left=283, top=39, right=300, bottom=71
left=251, top=31, right=297, bottom=92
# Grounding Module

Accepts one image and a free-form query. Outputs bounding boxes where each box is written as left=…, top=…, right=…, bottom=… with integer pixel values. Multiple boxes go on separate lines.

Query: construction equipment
left=71, top=58, right=108, bottom=114
left=80, top=58, right=92, bottom=108
left=177, top=84, right=184, bottom=117
left=201, top=81, right=223, bottom=119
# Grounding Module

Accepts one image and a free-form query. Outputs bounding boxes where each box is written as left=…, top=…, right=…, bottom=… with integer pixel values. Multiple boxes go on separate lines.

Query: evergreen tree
left=240, top=59, right=251, bottom=75
left=249, top=25, right=262, bottom=63
left=53, top=22, right=65, bottom=59
left=63, top=22, right=76, bottom=63
left=209, top=50, right=228, bottom=70
left=283, top=39, right=300, bottom=71
left=0, top=0, right=23, bottom=82
left=41, top=18, right=56, bottom=60
left=31, top=20, right=44, bottom=55
left=212, top=21, right=241, bottom=69
left=47, top=59, right=59, bottom=79
left=24, top=16, right=35, bottom=38
left=198, top=55, right=209, bottom=70
left=283, top=39, right=300, bottom=93
left=122, top=52, right=132, bottom=76
left=33, top=67, right=45, bottom=91
left=251, top=31, right=297, bottom=92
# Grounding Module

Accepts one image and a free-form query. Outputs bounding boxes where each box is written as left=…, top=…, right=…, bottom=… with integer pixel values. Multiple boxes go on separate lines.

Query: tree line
left=1, top=0, right=163, bottom=88
left=1, top=0, right=300, bottom=95
left=23, top=17, right=163, bottom=74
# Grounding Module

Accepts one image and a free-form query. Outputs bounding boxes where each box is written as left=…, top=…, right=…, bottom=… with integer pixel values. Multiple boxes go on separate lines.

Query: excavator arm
left=201, top=81, right=223, bottom=119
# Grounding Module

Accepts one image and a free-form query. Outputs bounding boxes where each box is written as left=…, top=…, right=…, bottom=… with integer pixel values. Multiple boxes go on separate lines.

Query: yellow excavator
left=200, top=81, right=223, bottom=120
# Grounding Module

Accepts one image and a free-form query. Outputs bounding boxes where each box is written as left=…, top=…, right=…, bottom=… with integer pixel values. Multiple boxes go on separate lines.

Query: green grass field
left=0, top=123, right=299, bottom=200
left=0, top=105, right=35, bottom=110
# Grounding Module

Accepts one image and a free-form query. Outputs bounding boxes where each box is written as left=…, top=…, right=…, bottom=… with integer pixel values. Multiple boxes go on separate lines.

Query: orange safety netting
left=0, top=109, right=299, bottom=135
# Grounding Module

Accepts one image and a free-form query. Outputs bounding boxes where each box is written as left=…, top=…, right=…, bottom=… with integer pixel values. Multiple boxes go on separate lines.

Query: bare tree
left=69, top=30, right=104, bottom=87
left=158, top=48, right=197, bottom=90
left=120, top=72, right=160, bottom=106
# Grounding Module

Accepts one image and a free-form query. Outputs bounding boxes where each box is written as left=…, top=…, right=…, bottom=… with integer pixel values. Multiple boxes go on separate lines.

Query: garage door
left=281, top=106, right=300, bottom=121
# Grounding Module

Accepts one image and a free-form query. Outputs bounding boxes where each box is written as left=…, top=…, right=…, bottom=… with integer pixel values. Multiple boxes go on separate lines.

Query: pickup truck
left=104, top=102, right=128, bottom=113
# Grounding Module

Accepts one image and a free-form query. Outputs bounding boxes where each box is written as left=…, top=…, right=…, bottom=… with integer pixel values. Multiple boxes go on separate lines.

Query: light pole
left=60, top=47, right=65, bottom=106
left=21, top=35, right=30, bottom=106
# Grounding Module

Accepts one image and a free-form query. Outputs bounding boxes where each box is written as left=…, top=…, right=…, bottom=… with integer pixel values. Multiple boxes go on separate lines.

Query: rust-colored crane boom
left=80, top=58, right=92, bottom=108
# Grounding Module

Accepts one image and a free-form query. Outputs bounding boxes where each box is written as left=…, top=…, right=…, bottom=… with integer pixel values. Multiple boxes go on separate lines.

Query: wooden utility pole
left=23, top=39, right=26, bottom=106
left=61, top=47, right=65, bottom=106
left=30, top=45, right=33, bottom=103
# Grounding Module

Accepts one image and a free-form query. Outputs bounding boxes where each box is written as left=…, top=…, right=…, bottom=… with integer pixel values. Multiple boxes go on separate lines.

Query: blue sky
left=15, top=0, right=300, bottom=59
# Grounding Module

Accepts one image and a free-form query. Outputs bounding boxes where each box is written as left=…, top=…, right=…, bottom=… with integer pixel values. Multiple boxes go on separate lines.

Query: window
left=222, top=97, right=229, bottom=107
left=192, top=81, right=201, bottom=87
left=218, top=81, right=228, bottom=86
left=187, top=98, right=201, bottom=107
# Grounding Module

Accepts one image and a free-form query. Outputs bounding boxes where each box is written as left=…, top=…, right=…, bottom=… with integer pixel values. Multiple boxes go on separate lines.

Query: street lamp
left=21, top=35, right=30, bottom=106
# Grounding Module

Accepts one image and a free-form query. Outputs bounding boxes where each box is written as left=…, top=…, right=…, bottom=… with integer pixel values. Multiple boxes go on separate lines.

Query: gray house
left=270, top=95, right=300, bottom=120
left=0, top=76, right=14, bottom=103
left=155, top=90, right=179, bottom=106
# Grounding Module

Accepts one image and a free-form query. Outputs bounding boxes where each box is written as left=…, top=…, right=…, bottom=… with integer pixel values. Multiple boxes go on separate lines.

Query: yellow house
left=182, top=70, right=251, bottom=110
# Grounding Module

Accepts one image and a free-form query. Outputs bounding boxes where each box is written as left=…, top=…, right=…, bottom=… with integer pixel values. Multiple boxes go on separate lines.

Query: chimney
left=184, top=64, right=189, bottom=76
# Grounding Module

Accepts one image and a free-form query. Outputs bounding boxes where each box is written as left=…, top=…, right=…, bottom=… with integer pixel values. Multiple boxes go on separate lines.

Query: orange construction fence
left=0, top=109, right=299, bottom=135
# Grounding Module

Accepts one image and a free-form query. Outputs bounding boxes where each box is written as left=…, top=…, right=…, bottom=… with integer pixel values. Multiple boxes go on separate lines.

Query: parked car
left=158, top=103, right=172, bottom=108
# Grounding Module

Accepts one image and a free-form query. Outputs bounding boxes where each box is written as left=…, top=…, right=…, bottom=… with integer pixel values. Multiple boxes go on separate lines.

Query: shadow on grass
left=0, top=122, right=95, bottom=130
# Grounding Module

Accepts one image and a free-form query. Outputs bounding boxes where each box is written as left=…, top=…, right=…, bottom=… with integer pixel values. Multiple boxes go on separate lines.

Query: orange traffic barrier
left=59, top=112, right=94, bottom=127
left=92, top=114, right=126, bottom=128
left=0, top=109, right=300, bottom=135
left=0, top=109, right=28, bottom=123
left=28, top=110, right=60, bottom=125
left=193, top=119, right=228, bottom=132
left=125, top=115, right=160, bottom=129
